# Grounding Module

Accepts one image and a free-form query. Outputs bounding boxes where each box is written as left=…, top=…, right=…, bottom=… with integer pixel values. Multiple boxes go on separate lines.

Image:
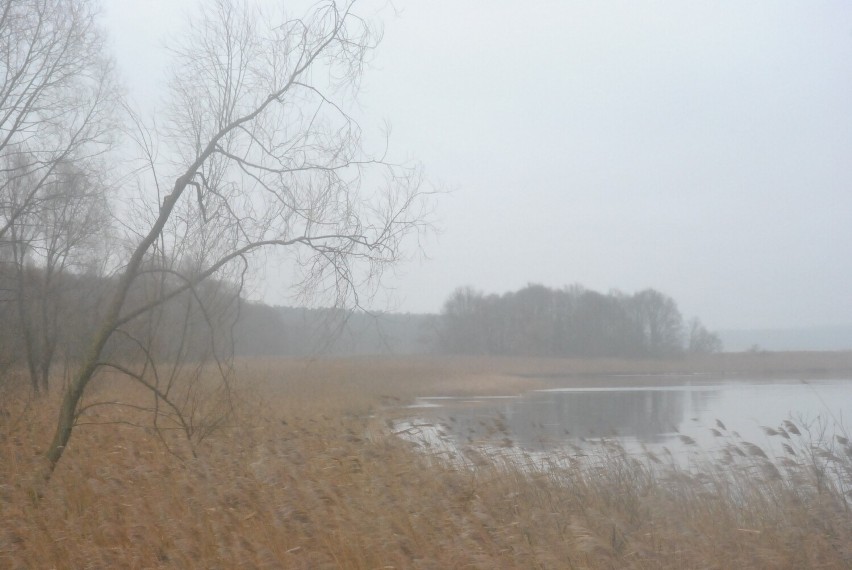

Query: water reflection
left=404, top=379, right=852, bottom=458
left=416, top=386, right=717, bottom=450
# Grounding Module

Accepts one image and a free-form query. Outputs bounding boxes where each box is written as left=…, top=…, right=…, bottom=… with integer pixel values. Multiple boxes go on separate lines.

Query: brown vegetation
left=2, top=355, right=851, bottom=568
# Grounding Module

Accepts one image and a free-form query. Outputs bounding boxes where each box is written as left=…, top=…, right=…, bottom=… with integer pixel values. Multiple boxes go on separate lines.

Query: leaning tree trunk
left=42, top=177, right=192, bottom=478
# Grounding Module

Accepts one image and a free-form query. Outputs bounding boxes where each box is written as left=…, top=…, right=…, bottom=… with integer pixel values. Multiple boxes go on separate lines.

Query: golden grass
left=1, top=354, right=851, bottom=569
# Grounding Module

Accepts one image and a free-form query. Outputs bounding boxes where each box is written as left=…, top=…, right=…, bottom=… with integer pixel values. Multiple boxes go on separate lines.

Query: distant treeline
left=235, top=283, right=722, bottom=358
left=0, top=259, right=435, bottom=383
left=436, top=284, right=721, bottom=358
left=1, top=261, right=719, bottom=383
left=233, top=305, right=437, bottom=357
left=0, top=261, right=245, bottom=391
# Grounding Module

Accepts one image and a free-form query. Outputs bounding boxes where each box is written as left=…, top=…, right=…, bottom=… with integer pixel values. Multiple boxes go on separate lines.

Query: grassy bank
left=1, top=355, right=851, bottom=568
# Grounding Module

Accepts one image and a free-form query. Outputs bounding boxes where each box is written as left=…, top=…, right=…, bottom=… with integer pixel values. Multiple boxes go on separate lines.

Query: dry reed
left=1, top=355, right=850, bottom=569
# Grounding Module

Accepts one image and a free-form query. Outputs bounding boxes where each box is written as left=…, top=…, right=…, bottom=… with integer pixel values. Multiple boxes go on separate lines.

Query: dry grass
left=1, top=354, right=851, bottom=569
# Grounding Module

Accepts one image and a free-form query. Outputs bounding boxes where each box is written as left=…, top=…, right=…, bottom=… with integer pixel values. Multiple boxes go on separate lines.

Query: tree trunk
left=42, top=177, right=191, bottom=478
left=13, top=257, right=40, bottom=395
left=44, top=349, right=101, bottom=469
left=38, top=279, right=56, bottom=393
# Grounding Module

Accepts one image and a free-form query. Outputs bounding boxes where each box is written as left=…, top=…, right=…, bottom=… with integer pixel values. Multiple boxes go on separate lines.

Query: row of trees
left=437, top=284, right=722, bottom=358
left=0, top=0, right=431, bottom=479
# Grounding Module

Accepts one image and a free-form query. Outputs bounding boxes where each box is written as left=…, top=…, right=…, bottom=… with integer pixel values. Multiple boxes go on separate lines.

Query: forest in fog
left=1, top=259, right=720, bottom=393
left=437, top=284, right=720, bottom=358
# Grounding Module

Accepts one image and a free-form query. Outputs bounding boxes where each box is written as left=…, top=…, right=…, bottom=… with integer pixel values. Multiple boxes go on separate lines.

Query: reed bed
left=1, top=356, right=850, bottom=569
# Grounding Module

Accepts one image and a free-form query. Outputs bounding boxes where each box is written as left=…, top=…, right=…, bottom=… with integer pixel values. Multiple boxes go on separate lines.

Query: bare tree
left=0, top=0, right=116, bottom=399
left=630, top=289, right=684, bottom=357
left=42, top=0, right=432, bottom=476
left=439, top=286, right=488, bottom=354
left=0, top=0, right=117, bottom=242
left=5, top=163, right=110, bottom=393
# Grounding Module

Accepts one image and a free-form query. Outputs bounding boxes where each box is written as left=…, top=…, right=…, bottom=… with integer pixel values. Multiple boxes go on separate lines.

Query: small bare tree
left=42, top=0, right=432, bottom=477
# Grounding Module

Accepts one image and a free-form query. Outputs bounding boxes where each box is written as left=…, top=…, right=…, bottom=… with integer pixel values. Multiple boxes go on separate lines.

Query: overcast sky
left=102, top=0, right=852, bottom=330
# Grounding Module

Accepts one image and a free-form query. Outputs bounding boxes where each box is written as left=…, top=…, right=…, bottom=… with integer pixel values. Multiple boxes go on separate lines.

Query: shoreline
left=359, top=351, right=852, bottom=398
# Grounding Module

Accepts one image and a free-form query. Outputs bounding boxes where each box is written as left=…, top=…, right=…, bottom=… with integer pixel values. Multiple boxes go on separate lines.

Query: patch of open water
left=394, top=377, right=852, bottom=468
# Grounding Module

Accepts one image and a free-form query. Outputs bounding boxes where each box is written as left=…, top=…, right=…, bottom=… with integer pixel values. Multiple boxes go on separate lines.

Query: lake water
left=395, top=377, right=852, bottom=464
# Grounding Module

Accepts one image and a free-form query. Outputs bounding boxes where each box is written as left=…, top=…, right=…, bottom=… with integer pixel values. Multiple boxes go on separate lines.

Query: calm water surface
left=399, top=377, right=852, bottom=461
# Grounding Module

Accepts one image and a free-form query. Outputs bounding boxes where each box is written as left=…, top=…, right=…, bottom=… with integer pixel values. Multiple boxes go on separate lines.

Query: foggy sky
left=103, top=1, right=852, bottom=330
